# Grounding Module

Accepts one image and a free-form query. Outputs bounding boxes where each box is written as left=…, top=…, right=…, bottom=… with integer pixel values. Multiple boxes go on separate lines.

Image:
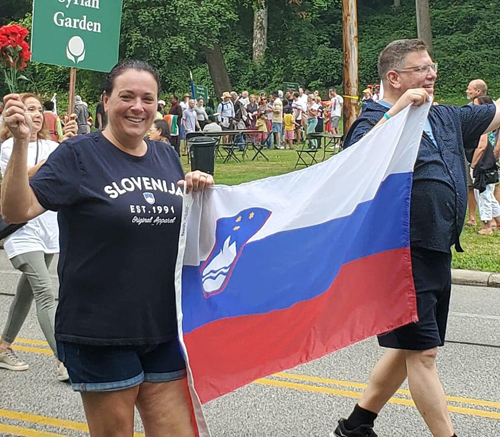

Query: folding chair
left=220, top=142, right=241, bottom=163
left=294, top=134, right=319, bottom=168
left=321, top=134, right=343, bottom=161
left=251, top=131, right=272, bottom=161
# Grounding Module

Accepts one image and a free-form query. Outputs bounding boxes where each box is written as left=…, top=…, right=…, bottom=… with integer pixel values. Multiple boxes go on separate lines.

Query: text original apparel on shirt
left=0, top=138, right=59, bottom=259
left=30, top=132, right=185, bottom=345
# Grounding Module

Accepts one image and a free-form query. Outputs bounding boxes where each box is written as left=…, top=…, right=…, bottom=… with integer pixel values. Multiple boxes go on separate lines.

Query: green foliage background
left=1, top=0, right=499, bottom=108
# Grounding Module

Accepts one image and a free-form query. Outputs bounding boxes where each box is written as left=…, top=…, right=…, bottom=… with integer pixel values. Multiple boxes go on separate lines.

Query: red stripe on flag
left=184, top=248, right=417, bottom=404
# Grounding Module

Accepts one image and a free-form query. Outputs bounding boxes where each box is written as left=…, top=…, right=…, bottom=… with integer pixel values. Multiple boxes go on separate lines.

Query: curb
left=1, top=269, right=499, bottom=297
left=451, top=269, right=500, bottom=288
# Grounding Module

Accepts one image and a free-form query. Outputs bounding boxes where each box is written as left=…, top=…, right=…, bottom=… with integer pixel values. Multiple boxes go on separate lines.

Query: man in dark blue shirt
left=334, top=40, right=499, bottom=437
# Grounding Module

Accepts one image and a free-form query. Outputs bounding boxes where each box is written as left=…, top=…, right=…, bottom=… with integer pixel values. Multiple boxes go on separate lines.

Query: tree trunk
left=342, top=0, right=358, bottom=134
left=204, top=43, right=232, bottom=102
left=394, top=0, right=401, bottom=8
left=416, top=0, right=432, bottom=50
left=252, top=0, right=268, bottom=64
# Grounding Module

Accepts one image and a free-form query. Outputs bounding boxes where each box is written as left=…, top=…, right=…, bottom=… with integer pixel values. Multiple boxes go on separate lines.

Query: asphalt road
left=0, top=252, right=499, bottom=436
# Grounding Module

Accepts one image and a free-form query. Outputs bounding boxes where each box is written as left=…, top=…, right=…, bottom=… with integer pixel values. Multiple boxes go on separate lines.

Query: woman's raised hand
left=62, top=114, right=78, bottom=140
left=3, top=94, right=32, bottom=141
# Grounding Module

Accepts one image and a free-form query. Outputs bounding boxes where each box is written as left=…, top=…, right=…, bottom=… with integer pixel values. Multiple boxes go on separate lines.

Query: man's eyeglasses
left=396, top=63, right=438, bottom=74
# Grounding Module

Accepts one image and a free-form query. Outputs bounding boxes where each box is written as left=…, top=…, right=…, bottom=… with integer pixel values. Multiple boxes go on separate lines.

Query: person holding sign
left=0, top=93, right=77, bottom=381
left=1, top=60, right=213, bottom=437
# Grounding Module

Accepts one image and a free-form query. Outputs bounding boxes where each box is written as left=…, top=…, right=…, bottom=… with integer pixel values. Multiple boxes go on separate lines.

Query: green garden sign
left=283, top=82, right=300, bottom=92
left=192, top=84, right=209, bottom=103
left=31, top=0, right=124, bottom=72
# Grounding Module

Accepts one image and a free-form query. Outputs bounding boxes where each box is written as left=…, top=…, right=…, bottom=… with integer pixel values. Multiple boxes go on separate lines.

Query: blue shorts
left=57, top=340, right=186, bottom=392
left=272, top=123, right=282, bottom=133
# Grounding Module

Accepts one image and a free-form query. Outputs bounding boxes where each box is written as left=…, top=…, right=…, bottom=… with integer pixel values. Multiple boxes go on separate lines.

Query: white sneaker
left=0, top=347, right=29, bottom=371
left=57, top=362, right=70, bottom=382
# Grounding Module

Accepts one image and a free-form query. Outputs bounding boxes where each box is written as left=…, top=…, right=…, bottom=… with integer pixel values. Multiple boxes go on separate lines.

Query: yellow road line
left=275, top=372, right=500, bottom=410
left=0, top=423, right=65, bottom=437
left=0, top=408, right=88, bottom=433
left=8, top=338, right=500, bottom=417
left=255, top=379, right=500, bottom=420
left=15, top=337, right=51, bottom=347
left=0, top=408, right=145, bottom=437
left=12, top=344, right=53, bottom=355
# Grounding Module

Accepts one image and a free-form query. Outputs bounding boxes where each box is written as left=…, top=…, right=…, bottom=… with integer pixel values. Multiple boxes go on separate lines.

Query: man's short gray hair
left=378, top=39, right=429, bottom=79
left=472, top=79, right=488, bottom=96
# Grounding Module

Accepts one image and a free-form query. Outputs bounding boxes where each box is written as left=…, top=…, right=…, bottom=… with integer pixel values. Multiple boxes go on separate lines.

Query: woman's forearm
left=1, top=138, right=39, bottom=223
left=471, top=134, right=488, bottom=169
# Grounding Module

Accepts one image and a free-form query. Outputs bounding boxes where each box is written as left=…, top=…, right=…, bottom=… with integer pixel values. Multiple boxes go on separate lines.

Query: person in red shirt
left=43, top=101, right=62, bottom=143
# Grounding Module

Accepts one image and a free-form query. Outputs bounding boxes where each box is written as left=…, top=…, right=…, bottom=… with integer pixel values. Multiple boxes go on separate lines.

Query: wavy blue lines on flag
left=175, top=103, right=431, bottom=436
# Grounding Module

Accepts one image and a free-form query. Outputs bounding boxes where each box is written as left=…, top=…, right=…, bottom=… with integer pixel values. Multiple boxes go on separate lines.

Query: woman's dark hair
left=104, top=60, right=161, bottom=96
left=153, top=119, right=170, bottom=140
left=475, top=95, right=494, bottom=105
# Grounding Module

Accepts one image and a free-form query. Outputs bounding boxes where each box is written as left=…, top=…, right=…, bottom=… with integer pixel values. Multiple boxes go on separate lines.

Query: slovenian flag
left=175, top=103, right=430, bottom=436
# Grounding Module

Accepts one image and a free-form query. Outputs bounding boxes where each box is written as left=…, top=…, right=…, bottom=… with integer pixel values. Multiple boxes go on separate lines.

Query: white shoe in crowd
left=57, top=362, right=70, bottom=382
left=0, top=347, right=29, bottom=371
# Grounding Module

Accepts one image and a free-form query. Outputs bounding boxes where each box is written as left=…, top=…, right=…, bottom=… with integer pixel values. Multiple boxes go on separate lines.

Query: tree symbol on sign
left=66, top=36, right=85, bottom=64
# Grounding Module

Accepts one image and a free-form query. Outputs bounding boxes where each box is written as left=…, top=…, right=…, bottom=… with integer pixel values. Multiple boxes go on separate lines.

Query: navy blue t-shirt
left=30, top=132, right=185, bottom=345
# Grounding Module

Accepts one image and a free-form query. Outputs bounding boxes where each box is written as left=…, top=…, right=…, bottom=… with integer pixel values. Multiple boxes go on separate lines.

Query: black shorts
left=377, top=247, right=452, bottom=350
left=57, top=340, right=186, bottom=392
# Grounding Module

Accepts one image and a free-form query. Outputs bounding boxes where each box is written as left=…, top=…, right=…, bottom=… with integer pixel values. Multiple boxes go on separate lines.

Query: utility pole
left=342, top=0, right=359, bottom=135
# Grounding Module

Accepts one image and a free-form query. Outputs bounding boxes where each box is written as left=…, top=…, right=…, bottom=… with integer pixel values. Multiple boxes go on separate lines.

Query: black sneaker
left=332, top=419, right=378, bottom=437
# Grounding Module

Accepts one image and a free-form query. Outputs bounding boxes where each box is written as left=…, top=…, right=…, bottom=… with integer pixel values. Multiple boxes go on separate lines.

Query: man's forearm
left=1, top=138, right=33, bottom=223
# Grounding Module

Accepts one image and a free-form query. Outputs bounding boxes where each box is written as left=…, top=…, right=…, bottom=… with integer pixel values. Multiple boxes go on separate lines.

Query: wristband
left=384, top=112, right=391, bottom=120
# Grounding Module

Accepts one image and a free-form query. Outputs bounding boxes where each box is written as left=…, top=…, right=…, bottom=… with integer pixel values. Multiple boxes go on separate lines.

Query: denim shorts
left=272, top=122, right=282, bottom=133
left=57, top=340, right=186, bottom=392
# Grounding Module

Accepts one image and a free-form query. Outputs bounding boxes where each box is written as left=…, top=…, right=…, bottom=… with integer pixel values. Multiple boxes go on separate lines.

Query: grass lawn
left=181, top=146, right=499, bottom=273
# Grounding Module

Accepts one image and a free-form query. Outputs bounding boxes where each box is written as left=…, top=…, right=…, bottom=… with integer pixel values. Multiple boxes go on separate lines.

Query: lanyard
left=34, top=139, right=40, bottom=165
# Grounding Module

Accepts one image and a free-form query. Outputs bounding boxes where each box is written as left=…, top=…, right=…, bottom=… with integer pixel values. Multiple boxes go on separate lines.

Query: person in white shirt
left=270, top=91, right=283, bottom=149
left=306, top=95, right=320, bottom=148
left=217, top=92, right=235, bottom=129
left=203, top=115, right=223, bottom=133
left=298, top=87, right=308, bottom=107
left=239, top=91, right=250, bottom=107
left=0, top=93, right=77, bottom=381
left=292, top=92, right=304, bottom=143
left=329, top=88, right=343, bottom=135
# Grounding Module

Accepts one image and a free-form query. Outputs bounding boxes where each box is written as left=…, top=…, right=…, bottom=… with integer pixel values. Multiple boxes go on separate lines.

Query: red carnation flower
left=0, top=23, right=31, bottom=92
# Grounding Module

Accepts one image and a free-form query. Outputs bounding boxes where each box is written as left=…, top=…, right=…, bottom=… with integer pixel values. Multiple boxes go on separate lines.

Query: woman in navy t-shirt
left=2, top=60, right=213, bottom=437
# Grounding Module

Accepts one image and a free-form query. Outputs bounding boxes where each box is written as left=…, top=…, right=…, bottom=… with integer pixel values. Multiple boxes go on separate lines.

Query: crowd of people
left=144, top=87, right=345, bottom=154
left=0, top=37, right=499, bottom=437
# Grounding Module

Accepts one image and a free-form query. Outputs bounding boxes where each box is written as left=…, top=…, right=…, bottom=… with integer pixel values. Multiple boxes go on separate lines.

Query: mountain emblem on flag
left=201, top=207, right=272, bottom=297
left=143, top=192, right=155, bottom=205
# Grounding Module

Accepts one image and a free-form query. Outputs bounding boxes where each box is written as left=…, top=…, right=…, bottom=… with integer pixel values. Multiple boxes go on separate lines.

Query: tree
left=120, top=0, right=236, bottom=97
left=205, top=44, right=233, bottom=98
left=394, top=0, right=401, bottom=8
left=252, top=0, right=268, bottom=64
left=416, top=0, right=432, bottom=49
